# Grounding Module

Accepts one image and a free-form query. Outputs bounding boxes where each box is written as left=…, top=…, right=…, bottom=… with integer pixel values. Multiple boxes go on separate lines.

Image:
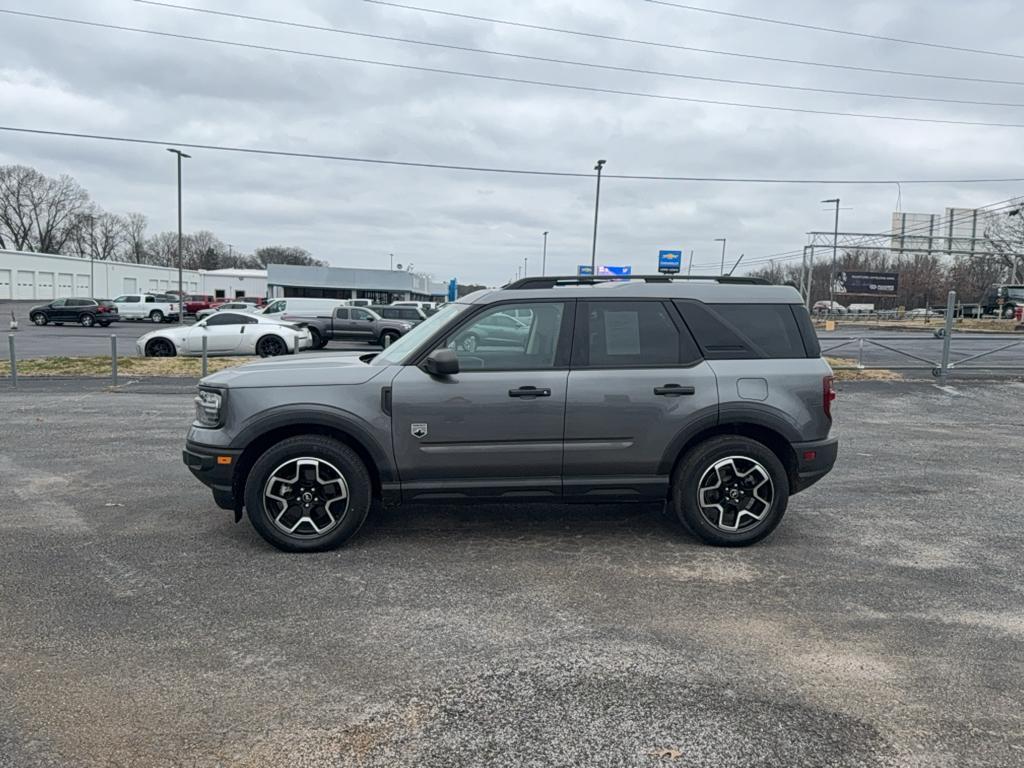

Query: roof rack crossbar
left=504, top=274, right=770, bottom=289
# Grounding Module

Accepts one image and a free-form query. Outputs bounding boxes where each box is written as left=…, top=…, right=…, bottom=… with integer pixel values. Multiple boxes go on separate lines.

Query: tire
left=31, top=313, right=48, bottom=326
left=671, top=435, right=789, bottom=547
left=244, top=435, right=373, bottom=552
left=145, top=338, right=176, bottom=357
left=256, top=335, right=288, bottom=357
left=379, top=330, right=400, bottom=348
left=460, top=332, right=479, bottom=353
left=150, top=310, right=165, bottom=323
left=79, top=313, right=95, bottom=327
left=99, top=321, right=111, bottom=327
left=308, top=327, right=327, bottom=350
left=1004, top=305, right=1017, bottom=319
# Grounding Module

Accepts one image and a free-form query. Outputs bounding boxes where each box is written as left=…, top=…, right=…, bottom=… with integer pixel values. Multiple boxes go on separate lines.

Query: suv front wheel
left=671, top=435, right=789, bottom=547
left=244, top=435, right=372, bottom=552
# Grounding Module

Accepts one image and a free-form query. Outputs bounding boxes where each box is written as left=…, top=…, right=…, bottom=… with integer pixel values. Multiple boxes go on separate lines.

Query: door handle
left=654, top=384, right=695, bottom=396
left=509, top=386, right=551, bottom=398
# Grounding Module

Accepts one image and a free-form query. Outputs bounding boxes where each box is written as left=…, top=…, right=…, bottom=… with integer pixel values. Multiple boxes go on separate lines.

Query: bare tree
left=253, top=245, right=324, bottom=267
left=0, top=165, right=91, bottom=252
left=123, top=212, right=149, bottom=263
left=145, top=231, right=179, bottom=267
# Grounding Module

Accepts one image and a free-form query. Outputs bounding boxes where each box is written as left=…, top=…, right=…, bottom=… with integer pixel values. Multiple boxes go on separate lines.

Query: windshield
left=370, top=302, right=469, bottom=366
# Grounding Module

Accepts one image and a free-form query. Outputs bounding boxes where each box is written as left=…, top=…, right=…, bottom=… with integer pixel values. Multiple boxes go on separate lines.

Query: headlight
left=194, top=388, right=224, bottom=428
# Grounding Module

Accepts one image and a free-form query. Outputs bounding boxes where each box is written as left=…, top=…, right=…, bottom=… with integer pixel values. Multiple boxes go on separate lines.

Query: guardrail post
left=938, top=290, right=955, bottom=383
left=857, top=337, right=865, bottom=369
left=8, top=334, right=16, bottom=389
left=111, top=335, right=118, bottom=385
left=201, top=335, right=208, bottom=378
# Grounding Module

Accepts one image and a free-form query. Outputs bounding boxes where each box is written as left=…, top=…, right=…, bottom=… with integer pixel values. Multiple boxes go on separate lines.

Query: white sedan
left=195, top=301, right=261, bottom=320
left=136, top=312, right=312, bottom=358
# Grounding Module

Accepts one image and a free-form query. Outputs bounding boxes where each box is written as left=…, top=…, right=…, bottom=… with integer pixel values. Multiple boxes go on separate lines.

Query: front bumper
left=791, top=436, right=838, bottom=493
left=183, top=441, right=241, bottom=511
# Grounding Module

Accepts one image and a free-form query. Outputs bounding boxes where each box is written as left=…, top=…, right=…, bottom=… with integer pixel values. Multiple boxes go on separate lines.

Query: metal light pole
left=524, top=256, right=528, bottom=278
left=1007, top=209, right=1022, bottom=283
left=542, top=231, right=549, bottom=276
left=167, top=148, right=191, bottom=319
left=228, top=243, right=233, bottom=260
left=714, top=238, right=727, bottom=275
left=823, top=198, right=840, bottom=308
left=590, top=159, right=606, bottom=271
left=687, top=249, right=694, bottom=275
left=389, top=253, right=394, bottom=271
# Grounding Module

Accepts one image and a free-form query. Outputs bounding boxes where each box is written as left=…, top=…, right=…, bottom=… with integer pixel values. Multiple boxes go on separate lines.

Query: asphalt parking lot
left=2, top=379, right=1023, bottom=767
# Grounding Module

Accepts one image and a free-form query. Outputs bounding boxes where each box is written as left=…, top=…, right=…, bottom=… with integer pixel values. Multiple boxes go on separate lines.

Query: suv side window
left=443, top=302, right=570, bottom=371
left=574, top=300, right=699, bottom=368
left=675, top=301, right=809, bottom=359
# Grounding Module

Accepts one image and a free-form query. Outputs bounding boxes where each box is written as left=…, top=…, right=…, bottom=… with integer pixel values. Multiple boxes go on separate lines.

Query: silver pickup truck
left=282, top=305, right=413, bottom=349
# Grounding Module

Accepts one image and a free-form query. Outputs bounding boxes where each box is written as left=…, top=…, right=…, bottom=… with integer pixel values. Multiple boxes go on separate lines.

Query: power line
left=643, top=0, right=1024, bottom=62
left=363, top=0, right=1024, bottom=88
left=5, top=125, right=1024, bottom=186
left=8, top=10, right=1024, bottom=130
left=135, top=1, right=1024, bottom=110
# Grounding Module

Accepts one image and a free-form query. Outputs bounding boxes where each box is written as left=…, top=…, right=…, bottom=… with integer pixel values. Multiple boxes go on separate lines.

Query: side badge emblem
left=411, top=423, right=428, bottom=438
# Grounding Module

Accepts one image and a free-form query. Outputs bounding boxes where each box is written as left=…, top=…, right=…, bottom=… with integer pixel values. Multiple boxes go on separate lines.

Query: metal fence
left=822, top=291, right=1024, bottom=382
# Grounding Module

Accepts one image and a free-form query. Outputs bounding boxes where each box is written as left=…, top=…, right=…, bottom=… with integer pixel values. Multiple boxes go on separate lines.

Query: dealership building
left=267, top=264, right=449, bottom=304
left=1, top=249, right=451, bottom=304
left=0, top=249, right=267, bottom=301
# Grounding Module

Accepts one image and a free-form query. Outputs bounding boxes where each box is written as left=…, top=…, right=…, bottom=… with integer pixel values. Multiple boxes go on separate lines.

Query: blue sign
left=577, top=265, right=595, bottom=276
left=447, top=278, right=458, bottom=302
left=658, top=250, right=683, bottom=274
left=598, top=265, right=632, bottom=277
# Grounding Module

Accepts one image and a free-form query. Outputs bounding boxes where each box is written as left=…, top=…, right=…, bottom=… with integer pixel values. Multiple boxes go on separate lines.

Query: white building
left=0, top=249, right=267, bottom=301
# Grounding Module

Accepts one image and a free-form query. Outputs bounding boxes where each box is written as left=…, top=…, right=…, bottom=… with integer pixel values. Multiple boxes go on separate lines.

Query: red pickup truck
left=183, top=294, right=216, bottom=315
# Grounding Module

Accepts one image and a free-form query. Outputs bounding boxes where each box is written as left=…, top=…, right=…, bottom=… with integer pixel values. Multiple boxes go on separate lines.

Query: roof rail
left=504, top=274, right=770, bottom=289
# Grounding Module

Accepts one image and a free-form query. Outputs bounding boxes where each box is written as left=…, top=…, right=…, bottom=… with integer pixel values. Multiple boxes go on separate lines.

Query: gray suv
left=183, top=276, right=838, bottom=552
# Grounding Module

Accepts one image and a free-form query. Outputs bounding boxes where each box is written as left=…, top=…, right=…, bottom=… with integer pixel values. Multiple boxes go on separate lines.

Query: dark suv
left=29, top=298, right=120, bottom=327
left=184, top=276, right=838, bottom=552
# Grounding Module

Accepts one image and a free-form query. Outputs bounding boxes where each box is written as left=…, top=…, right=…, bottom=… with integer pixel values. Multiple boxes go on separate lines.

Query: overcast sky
left=2, top=0, right=1023, bottom=284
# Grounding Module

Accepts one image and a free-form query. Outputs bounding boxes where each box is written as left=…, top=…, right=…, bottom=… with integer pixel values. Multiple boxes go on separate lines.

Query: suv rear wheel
left=244, top=435, right=372, bottom=552
left=79, top=313, right=95, bottom=327
left=671, top=435, right=789, bottom=547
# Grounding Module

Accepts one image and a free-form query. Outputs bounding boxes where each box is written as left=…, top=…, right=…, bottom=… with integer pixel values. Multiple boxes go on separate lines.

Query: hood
left=201, top=352, right=386, bottom=389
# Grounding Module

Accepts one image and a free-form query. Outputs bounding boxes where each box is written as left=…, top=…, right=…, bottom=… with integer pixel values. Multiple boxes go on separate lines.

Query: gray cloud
left=2, top=0, right=1022, bottom=283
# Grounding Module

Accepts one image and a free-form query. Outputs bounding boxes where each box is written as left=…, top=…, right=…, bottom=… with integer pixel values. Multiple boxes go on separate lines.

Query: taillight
left=823, top=375, right=836, bottom=419
left=97, top=305, right=109, bottom=313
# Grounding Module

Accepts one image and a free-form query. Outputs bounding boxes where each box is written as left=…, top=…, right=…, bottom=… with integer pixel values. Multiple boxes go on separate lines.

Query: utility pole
left=524, top=256, right=528, bottom=278
left=389, top=253, right=394, bottom=270
left=167, top=148, right=191, bottom=319
left=542, top=231, right=549, bottom=276
left=823, top=198, right=840, bottom=308
left=687, top=249, right=694, bottom=275
left=590, top=159, right=606, bottom=271
left=714, top=238, right=727, bottom=275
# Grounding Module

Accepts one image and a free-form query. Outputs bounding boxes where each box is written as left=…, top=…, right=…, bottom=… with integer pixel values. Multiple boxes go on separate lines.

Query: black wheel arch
left=229, top=405, right=398, bottom=511
left=660, top=407, right=800, bottom=494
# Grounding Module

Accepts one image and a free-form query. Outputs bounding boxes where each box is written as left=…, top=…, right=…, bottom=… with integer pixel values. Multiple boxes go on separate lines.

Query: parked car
left=112, top=293, right=180, bottom=322
left=368, top=304, right=428, bottom=325
left=236, top=296, right=267, bottom=307
left=261, top=298, right=347, bottom=320
left=184, top=274, right=838, bottom=552
left=391, top=300, right=436, bottom=311
left=138, top=312, right=311, bottom=358
left=283, top=306, right=412, bottom=349
left=184, top=294, right=217, bottom=315
left=451, top=310, right=528, bottom=352
left=904, top=308, right=942, bottom=319
left=812, top=300, right=847, bottom=315
left=29, top=298, right=120, bottom=327
left=196, top=301, right=262, bottom=320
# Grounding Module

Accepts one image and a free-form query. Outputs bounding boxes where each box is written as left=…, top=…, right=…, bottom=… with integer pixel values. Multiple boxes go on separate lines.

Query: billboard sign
left=577, top=265, right=594, bottom=277
left=658, top=250, right=683, bottom=273
left=834, top=271, right=899, bottom=295
left=597, top=265, right=632, bottom=277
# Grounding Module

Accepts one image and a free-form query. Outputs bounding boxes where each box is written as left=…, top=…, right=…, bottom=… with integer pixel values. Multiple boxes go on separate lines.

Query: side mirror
left=424, top=348, right=459, bottom=376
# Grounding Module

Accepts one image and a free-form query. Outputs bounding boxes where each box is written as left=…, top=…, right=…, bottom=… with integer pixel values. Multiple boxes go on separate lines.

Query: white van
left=390, top=300, right=436, bottom=311
left=261, top=298, right=347, bottom=320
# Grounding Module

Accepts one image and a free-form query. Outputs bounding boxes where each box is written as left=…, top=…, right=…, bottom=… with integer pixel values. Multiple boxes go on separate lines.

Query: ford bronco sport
left=183, top=275, right=838, bottom=551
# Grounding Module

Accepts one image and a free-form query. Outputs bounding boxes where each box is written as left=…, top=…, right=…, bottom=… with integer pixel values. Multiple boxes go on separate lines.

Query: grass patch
left=0, top=355, right=258, bottom=377
left=826, top=356, right=901, bottom=381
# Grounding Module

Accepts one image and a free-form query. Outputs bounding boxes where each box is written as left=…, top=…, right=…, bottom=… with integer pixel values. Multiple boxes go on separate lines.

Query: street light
left=714, top=238, right=727, bottom=275
left=822, top=198, right=840, bottom=308
left=524, top=256, right=528, bottom=278
left=542, top=231, right=549, bottom=276
left=590, top=159, right=606, bottom=271
left=167, top=148, right=191, bottom=320
left=389, top=253, right=394, bottom=270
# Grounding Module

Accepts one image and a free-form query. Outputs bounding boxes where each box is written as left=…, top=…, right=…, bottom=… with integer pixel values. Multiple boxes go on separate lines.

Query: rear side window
left=574, top=300, right=701, bottom=368
left=674, top=301, right=809, bottom=359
